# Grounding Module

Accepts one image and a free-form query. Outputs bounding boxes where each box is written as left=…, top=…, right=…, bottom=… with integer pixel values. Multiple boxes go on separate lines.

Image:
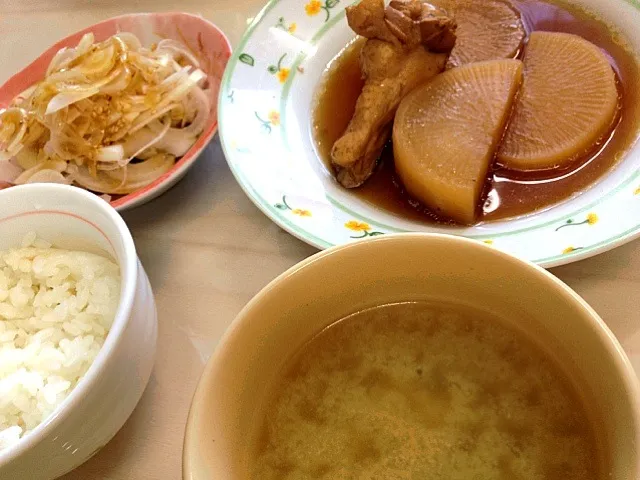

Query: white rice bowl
left=0, top=233, right=120, bottom=450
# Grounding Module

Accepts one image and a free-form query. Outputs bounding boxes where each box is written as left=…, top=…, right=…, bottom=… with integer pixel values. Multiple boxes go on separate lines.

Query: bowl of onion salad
left=0, top=12, right=231, bottom=210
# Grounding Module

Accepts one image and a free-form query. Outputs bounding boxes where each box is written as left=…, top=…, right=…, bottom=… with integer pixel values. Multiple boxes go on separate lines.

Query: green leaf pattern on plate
left=238, top=53, right=255, bottom=66
left=305, top=0, right=341, bottom=22
left=555, top=213, right=599, bottom=231
left=275, top=195, right=312, bottom=216
left=275, top=16, right=298, bottom=33
left=344, top=220, right=384, bottom=239
left=267, top=53, right=290, bottom=83
left=254, top=111, right=280, bottom=134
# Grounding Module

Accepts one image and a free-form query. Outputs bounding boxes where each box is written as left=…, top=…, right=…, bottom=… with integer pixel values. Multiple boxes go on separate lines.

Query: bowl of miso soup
left=183, top=234, right=640, bottom=479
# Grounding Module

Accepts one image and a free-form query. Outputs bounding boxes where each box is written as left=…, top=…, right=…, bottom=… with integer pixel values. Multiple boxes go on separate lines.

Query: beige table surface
left=1, top=0, right=639, bottom=478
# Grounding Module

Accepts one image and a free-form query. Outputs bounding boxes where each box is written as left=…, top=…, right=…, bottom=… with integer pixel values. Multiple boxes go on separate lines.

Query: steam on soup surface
left=253, top=302, right=605, bottom=479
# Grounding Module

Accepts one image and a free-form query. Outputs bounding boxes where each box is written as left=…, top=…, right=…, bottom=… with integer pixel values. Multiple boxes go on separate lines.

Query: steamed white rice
left=0, top=234, right=120, bottom=450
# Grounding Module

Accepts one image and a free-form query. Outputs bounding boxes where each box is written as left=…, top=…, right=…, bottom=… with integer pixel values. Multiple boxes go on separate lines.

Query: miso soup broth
left=253, top=302, right=606, bottom=479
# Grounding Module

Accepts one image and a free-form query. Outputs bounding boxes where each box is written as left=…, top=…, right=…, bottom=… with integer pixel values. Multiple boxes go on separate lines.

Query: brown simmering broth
left=253, top=302, right=607, bottom=479
left=312, top=0, right=640, bottom=224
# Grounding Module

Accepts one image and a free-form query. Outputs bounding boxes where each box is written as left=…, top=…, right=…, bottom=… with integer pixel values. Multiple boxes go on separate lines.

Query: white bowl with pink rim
left=0, top=183, right=157, bottom=479
left=0, top=12, right=232, bottom=211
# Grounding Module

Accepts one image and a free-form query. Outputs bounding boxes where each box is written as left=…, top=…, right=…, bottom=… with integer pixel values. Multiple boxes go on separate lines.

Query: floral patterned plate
left=219, top=0, right=640, bottom=267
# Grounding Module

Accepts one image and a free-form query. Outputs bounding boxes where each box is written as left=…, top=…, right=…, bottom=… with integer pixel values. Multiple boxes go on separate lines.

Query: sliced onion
left=105, top=153, right=174, bottom=184
left=128, top=50, right=167, bottom=74
left=0, top=160, right=23, bottom=182
left=73, top=115, right=93, bottom=138
left=136, top=148, right=158, bottom=160
left=66, top=106, right=81, bottom=124
left=43, top=131, right=90, bottom=161
left=156, top=39, right=201, bottom=68
left=121, top=126, right=157, bottom=157
left=100, top=66, right=132, bottom=94
left=14, top=159, right=66, bottom=184
left=96, top=161, right=124, bottom=171
left=0, top=109, right=23, bottom=139
left=159, top=66, right=191, bottom=90
left=42, top=140, right=56, bottom=158
left=68, top=164, right=118, bottom=193
left=122, top=120, right=169, bottom=164
left=47, top=47, right=76, bottom=76
left=15, top=147, right=39, bottom=170
left=45, top=35, right=94, bottom=76
left=182, top=86, right=210, bottom=136
left=0, top=108, right=28, bottom=157
left=189, top=68, right=207, bottom=87
left=1, top=31, right=206, bottom=195
left=25, top=169, right=69, bottom=184
left=73, top=33, right=95, bottom=59
left=52, top=65, right=123, bottom=96
left=114, top=32, right=142, bottom=51
left=46, top=89, right=99, bottom=115
left=22, top=121, right=46, bottom=146
left=155, top=128, right=196, bottom=157
left=8, top=122, right=27, bottom=154
left=95, top=144, right=125, bottom=163
left=46, top=69, right=90, bottom=88
left=153, top=69, right=206, bottom=115
left=106, top=111, right=122, bottom=125
left=14, top=85, right=38, bottom=105
left=77, top=44, right=116, bottom=78
left=128, top=103, right=180, bottom=135
left=74, top=153, right=174, bottom=194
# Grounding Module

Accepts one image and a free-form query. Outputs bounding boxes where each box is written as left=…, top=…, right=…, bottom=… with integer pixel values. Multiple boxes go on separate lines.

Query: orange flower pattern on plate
left=292, top=208, right=311, bottom=217
left=274, top=195, right=312, bottom=217
left=277, top=68, right=290, bottom=83
left=556, top=212, right=598, bottom=231
left=268, top=111, right=280, bottom=126
left=254, top=110, right=280, bottom=133
left=305, top=0, right=322, bottom=15
left=344, top=220, right=370, bottom=232
left=344, top=221, right=384, bottom=238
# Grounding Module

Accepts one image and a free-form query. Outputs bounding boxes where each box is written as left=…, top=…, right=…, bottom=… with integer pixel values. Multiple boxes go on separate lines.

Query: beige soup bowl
left=183, top=233, right=640, bottom=479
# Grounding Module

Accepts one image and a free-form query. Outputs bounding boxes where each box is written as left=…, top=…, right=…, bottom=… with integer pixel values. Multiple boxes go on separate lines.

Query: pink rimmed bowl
left=0, top=12, right=232, bottom=211
left=0, top=184, right=157, bottom=479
